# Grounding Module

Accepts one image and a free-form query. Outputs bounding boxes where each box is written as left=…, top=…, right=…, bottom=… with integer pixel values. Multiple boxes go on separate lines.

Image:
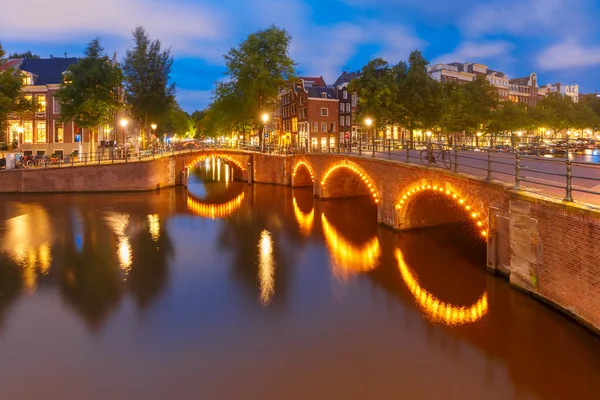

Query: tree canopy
left=122, top=26, right=176, bottom=146
left=54, top=38, right=122, bottom=135
left=0, top=42, right=35, bottom=143
left=8, top=51, right=40, bottom=59
left=210, top=25, right=296, bottom=143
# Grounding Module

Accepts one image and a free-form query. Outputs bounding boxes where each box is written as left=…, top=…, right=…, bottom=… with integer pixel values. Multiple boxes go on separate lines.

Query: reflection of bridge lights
left=321, top=213, right=380, bottom=277
left=396, top=183, right=488, bottom=238
left=2, top=205, right=53, bottom=293
left=395, top=249, right=488, bottom=326
left=104, top=212, right=133, bottom=274
left=147, top=214, right=161, bottom=243
left=292, top=197, right=314, bottom=236
left=320, top=163, right=379, bottom=203
left=292, top=161, right=315, bottom=182
left=258, top=230, right=275, bottom=305
left=187, top=192, right=245, bottom=219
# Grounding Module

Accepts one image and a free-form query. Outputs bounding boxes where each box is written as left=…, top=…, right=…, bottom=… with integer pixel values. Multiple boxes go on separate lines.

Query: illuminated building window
left=23, top=121, right=33, bottom=143
left=22, top=74, right=32, bottom=85
left=36, top=95, right=46, bottom=113
left=36, top=121, right=46, bottom=143
left=55, top=122, right=64, bottom=143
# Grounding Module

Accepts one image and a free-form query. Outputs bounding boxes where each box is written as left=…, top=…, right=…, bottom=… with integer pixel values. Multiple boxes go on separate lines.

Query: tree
left=0, top=42, right=33, bottom=145
left=536, top=92, right=573, bottom=137
left=398, top=50, right=443, bottom=146
left=160, top=103, right=191, bottom=138
left=54, top=38, right=122, bottom=152
left=122, top=26, right=176, bottom=148
left=8, top=51, right=40, bottom=59
left=215, top=25, right=296, bottom=144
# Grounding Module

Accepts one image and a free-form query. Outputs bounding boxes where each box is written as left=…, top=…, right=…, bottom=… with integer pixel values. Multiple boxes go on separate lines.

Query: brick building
left=3, top=57, right=120, bottom=158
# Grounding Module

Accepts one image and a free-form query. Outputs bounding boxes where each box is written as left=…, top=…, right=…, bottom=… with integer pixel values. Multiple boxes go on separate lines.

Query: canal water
left=0, top=159, right=599, bottom=400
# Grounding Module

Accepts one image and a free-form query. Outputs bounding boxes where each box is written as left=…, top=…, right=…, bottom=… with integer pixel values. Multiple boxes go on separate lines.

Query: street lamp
left=151, top=123, right=157, bottom=149
left=365, top=118, right=374, bottom=157
left=261, top=113, right=269, bottom=152
left=426, top=130, right=432, bottom=147
left=120, top=118, right=128, bottom=144
left=476, top=131, right=482, bottom=148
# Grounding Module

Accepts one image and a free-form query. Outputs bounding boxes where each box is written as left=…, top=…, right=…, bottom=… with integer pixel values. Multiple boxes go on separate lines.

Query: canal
left=0, top=158, right=599, bottom=399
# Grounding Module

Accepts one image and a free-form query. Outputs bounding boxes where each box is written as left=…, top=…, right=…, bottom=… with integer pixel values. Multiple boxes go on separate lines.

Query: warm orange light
left=292, top=197, right=314, bottom=236
left=321, top=163, right=378, bottom=203
left=396, top=249, right=488, bottom=326
left=187, top=192, right=245, bottom=219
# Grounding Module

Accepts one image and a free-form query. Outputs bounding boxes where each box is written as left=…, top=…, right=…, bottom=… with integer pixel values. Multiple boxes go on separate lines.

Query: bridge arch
left=395, top=249, right=488, bottom=326
left=319, top=160, right=379, bottom=203
left=291, top=161, right=315, bottom=187
left=394, top=180, right=489, bottom=238
left=186, top=154, right=247, bottom=172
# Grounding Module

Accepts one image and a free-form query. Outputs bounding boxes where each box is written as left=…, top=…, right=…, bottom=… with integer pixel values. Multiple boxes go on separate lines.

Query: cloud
left=537, top=40, right=600, bottom=70
left=432, top=41, right=512, bottom=64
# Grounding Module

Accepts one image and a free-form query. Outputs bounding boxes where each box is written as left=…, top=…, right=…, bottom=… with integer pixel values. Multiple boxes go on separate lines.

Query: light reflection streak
left=2, top=205, right=53, bottom=293
left=258, top=230, right=275, bottom=305
left=321, top=213, right=380, bottom=278
left=292, top=197, right=314, bottom=236
left=147, top=214, right=161, bottom=243
left=395, top=249, right=488, bottom=326
left=187, top=192, right=245, bottom=219
left=104, top=212, right=132, bottom=274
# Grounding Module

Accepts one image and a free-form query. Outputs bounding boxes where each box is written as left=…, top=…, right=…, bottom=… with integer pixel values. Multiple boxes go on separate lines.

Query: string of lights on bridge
left=320, top=163, right=379, bottom=203
left=188, top=154, right=246, bottom=172
left=396, top=184, right=488, bottom=238
left=292, top=162, right=315, bottom=183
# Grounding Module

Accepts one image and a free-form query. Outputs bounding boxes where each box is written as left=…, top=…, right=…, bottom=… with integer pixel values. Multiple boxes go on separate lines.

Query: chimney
left=50, top=55, right=53, bottom=58
left=64, top=52, right=67, bottom=58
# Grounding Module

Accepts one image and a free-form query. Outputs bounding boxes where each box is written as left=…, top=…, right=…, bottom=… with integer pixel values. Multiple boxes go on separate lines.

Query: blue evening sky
left=1, top=0, right=599, bottom=113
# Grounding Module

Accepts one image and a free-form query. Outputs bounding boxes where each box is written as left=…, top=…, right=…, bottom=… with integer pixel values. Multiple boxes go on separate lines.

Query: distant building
left=543, top=82, right=579, bottom=103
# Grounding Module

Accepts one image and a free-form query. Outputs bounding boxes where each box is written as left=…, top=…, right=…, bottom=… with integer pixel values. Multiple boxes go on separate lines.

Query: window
left=340, top=103, right=344, bottom=112
left=340, top=116, right=344, bottom=127
left=299, top=96, right=304, bottom=105
left=330, top=122, right=336, bottom=132
left=345, top=103, right=351, bottom=113
left=321, top=122, right=327, bottom=132
left=346, top=116, right=351, bottom=127
left=24, top=94, right=32, bottom=108
left=321, top=93, right=327, bottom=99
left=312, top=122, right=319, bottom=133
left=320, top=107, right=328, bottom=116
left=291, top=104, right=296, bottom=114
left=22, top=74, right=32, bottom=86
left=36, top=95, right=46, bottom=113
left=62, top=71, right=72, bottom=84
left=351, top=94, right=357, bottom=106
left=55, top=122, right=64, bottom=143
left=53, top=96, right=61, bottom=114
left=343, top=91, right=348, bottom=100
left=292, top=117, right=298, bottom=132
left=36, top=121, right=46, bottom=143
left=23, top=121, right=33, bottom=143
left=321, top=137, right=327, bottom=148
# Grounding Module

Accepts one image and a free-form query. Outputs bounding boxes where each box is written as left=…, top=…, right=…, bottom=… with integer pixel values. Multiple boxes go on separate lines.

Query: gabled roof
left=18, top=57, right=78, bottom=85
left=299, top=76, right=326, bottom=87
left=509, top=77, right=531, bottom=86
left=307, top=87, right=337, bottom=99
left=0, top=58, right=23, bottom=72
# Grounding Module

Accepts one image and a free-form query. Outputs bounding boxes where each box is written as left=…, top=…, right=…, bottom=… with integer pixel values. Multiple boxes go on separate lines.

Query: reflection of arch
left=292, top=197, right=314, bottom=236
left=320, top=161, right=379, bottom=203
left=395, top=182, right=489, bottom=238
left=321, top=213, right=380, bottom=277
left=186, top=154, right=246, bottom=172
left=292, top=161, right=315, bottom=186
left=395, top=249, right=488, bottom=326
left=187, top=192, right=245, bottom=219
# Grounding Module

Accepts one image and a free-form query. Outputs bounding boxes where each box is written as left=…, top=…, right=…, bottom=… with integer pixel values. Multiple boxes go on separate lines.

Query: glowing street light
left=261, top=113, right=269, bottom=152
left=151, top=123, right=157, bottom=131
left=365, top=118, right=374, bottom=157
left=120, top=119, right=128, bottom=128
left=261, top=113, right=269, bottom=123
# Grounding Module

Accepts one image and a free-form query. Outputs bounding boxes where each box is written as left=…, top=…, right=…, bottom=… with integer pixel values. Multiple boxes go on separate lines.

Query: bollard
left=405, top=139, right=410, bottom=163
left=486, top=148, right=492, bottom=180
left=564, top=159, right=573, bottom=202
left=514, top=152, right=521, bottom=190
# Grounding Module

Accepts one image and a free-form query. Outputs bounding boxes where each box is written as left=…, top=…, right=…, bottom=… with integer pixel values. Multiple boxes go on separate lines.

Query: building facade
left=3, top=57, right=121, bottom=158
left=544, top=82, right=579, bottom=102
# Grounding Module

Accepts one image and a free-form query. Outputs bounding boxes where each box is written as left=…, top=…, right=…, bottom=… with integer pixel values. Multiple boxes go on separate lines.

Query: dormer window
left=321, top=92, right=327, bottom=99
left=62, top=71, right=72, bottom=85
left=22, top=73, right=32, bottom=86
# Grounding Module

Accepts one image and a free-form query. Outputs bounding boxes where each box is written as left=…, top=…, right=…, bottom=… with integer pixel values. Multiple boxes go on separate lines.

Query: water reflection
left=395, top=248, right=488, bottom=326
left=321, top=213, right=380, bottom=278
left=104, top=212, right=133, bottom=274
left=258, top=230, right=275, bottom=305
left=292, top=196, right=314, bottom=236
left=187, top=192, right=245, bottom=219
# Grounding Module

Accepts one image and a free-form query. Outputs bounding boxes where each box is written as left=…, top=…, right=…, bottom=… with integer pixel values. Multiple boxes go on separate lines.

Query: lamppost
left=151, top=123, right=157, bottom=150
left=476, top=131, right=482, bottom=148
left=120, top=118, right=128, bottom=145
left=261, top=113, right=269, bottom=153
left=426, top=130, right=432, bottom=147
left=365, top=118, right=373, bottom=157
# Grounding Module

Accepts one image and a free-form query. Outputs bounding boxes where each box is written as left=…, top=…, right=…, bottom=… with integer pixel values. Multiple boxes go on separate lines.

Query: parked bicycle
left=419, top=143, right=453, bottom=169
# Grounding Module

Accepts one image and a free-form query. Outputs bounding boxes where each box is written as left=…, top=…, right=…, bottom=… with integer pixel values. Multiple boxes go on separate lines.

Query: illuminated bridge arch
left=396, top=249, right=488, bottom=326
left=187, top=192, right=245, bottom=219
left=319, top=160, right=379, bottom=203
left=395, top=180, right=489, bottom=239
left=291, top=161, right=315, bottom=187
left=186, top=154, right=246, bottom=172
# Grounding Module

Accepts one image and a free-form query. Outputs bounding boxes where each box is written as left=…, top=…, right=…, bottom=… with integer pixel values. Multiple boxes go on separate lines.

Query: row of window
left=339, top=116, right=352, bottom=127
left=9, top=121, right=65, bottom=143
left=310, top=122, right=336, bottom=133
left=339, top=102, right=351, bottom=113
left=19, top=94, right=61, bottom=114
